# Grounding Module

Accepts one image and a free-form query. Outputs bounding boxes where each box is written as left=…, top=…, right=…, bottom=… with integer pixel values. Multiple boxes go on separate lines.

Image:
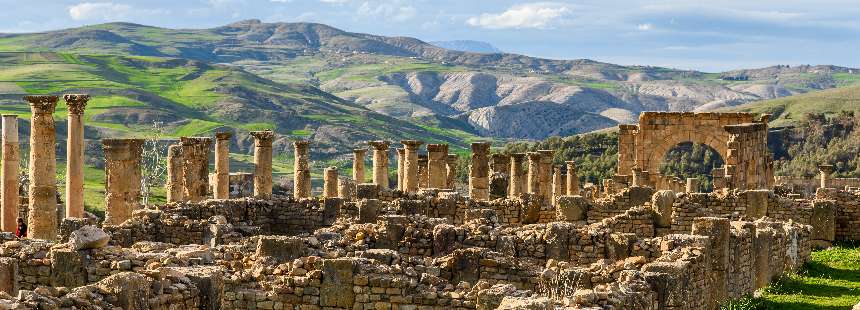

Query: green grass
left=725, top=242, right=860, bottom=309
left=725, top=83, right=860, bottom=128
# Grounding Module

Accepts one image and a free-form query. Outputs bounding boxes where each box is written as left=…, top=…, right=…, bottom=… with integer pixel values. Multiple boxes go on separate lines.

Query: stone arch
left=644, top=131, right=729, bottom=174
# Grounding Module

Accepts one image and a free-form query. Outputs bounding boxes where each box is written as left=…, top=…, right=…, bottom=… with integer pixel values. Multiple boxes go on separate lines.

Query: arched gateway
left=616, top=112, right=773, bottom=191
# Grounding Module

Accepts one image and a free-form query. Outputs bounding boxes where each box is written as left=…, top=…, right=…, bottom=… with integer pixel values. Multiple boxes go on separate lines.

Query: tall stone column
left=565, top=161, right=579, bottom=196
left=538, top=150, right=555, bottom=200
left=293, top=140, right=311, bottom=199
left=180, top=137, right=212, bottom=202
left=103, top=139, right=143, bottom=225
left=446, top=154, right=458, bottom=190
left=508, top=153, right=526, bottom=198
left=251, top=131, right=274, bottom=199
left=323, top=167, right=339, bottom=198
left=63, top=94, right=89, bottom=219
left=166, top=144, right=185, bottom=203
left=818, top=164, right=834, bottom=189
left=418, top=155, right=429, bottom=188
left=552, top=166, right=563, bottom=205
left=526, top=152, right=542, bottom=196
left=213, top=132, right=231, bottom=199
left=368, top=141, right=391, bottom=188
left=469, top=142, right=490, bottom=201
left=427, top=144, right=448, bottom=189
left=396, top=148, right=406, bottom=190
left=353, top=149, right=366, bottom=184
left=0, top=115, right=18, bottom=232
left=25, top=95, right=58, bottom=240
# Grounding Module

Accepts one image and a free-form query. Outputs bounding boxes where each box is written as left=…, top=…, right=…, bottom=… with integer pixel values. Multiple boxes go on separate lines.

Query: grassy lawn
left=727, top=242, right=860, bottom=309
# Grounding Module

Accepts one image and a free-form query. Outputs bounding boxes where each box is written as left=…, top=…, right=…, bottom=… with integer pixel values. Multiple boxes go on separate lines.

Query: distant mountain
left=430, top=40, right=502, bottom=53
left=1, top=19, right=859, bottom=141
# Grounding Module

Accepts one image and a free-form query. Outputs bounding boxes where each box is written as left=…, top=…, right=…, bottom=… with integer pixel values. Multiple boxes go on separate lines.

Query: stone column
left=166, top=144, right=185, bottom=203
left=526, top=152, right=542, bottom=196
left=251, top=131, right=274, bottom=199
left=0, top=115, right=18, bottom=232
left=368, top=141, right=391, bottom=188
left=63, top=94, right=89, bottom=219
left=565, top=161, right=579, bottom=196
left=631, top=167, right=643, bottom=187
left=469, top=142, right=490, bottom=201
left=508, top=153, right=526, bottom=198
left=552, top=166, right=563, bottom=205
left=25, top=95, right=59, bottom=240
left=213, top=132, right=231, bottom=199
left=103, top=139, right=143, bottom=225
left=686, top=177, right=700, bottom=193
left=353, top=149, right=366, bottom=184
left=323, top=167, right=339, bottom=198
left=401, top=140, right=423, bottom=192
left=818, top=164, right=834, bottom=189
left=293, top=140, right=311, bottom=199
left=180, top=137, right=212, bottom=202
left=446, top=154, right=458, bottom=189
left=396, top=148, right=406, bottom=190
left=427, top=144, right=448, bottom=189
left=418, top=154, right=429, bottom=188
left=538, top=150, right=555, bottom=200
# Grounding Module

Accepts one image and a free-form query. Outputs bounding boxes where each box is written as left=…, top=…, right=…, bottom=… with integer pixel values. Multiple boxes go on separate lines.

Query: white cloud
left=320, top=0, right=350, bottom=3
left=357, top=2, right=416, bottom=22
left=637, top=23, right=653, bottom=30
left=466, top=2, right=572, bottom=29
left=68, top=2, right=132, bottom=21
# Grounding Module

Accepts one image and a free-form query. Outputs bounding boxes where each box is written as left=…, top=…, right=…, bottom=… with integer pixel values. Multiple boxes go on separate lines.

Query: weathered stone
left=652, top=190, right=675, bottom=228
left=358, top=199, right=379, bottom=224
left=103, top=139, right=144, bottom=225
left=69, top=225, right=110, bottom=250
left=401, top=140, right=422, bottom=192
left=294, top=140, right=311, bottom=199
left=370, top=141, right=392, bottom=189
left=323, top=167, right=339, bottom=198
left=469, top=142, right=490, bottom=201
left=50, top=248, right=85, bottom=287
left=320, top=259, right=354, bottom=308
left=555, top=195, right=588, bottom=222
left=0, top=115, right=18, bottom=233
left=166, top=144, right=185, bottom=203
left=0, top=257, right=17, bottom=296
left=64, top=94, right=89, bottom=218
left=25, top=95, right=59, bottom=240
left=181, top=137, right=212, bottom=202
left=214, top=132, right=232, bottom=199
left=256, top=236, right=305, bottom=262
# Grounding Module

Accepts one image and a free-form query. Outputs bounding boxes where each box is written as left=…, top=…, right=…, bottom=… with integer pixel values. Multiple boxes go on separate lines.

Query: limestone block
left=476, top=284, right=517, bottom=310
left=0, top=257, right=17, bottom=296
left=555, top=195, right=589, bottom=222
left=355, top=183, right=379, bottom=199
left=692, top=217, right=730, bottom=305
left=810, top=199, right=836, bottom=243
left=358, top=249, right=399, bottom=265
left=323, top=198, right=342, bottom=226
left=745, top=190, right=769, bottom=218
left=545, top=222, right=572, bottom=260
left=320, top=259, right=355, bottom=308
left=519, top=194, right=542, bottom=224
left=432, top=224, right=457, bottom=256
left=96, top=272, right=154, bottom=309
left=68, top=225, right=110, bottom=250
left=651, top=190, right=675, bottom=228
left=255, top=236, right=305, bottom=262
left=358, top=199, right=379, bottom=224
left=628, top=186, right=655, bottom=207
left=170, top=266, right=223, bottom=310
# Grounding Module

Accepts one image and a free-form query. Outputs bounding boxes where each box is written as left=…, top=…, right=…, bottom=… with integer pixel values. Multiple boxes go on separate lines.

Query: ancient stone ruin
left=0, top=99, right=857, bottom=309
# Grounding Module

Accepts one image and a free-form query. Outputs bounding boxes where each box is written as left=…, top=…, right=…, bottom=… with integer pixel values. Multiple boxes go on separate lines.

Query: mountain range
left=1, top=19, right=858, bottom=157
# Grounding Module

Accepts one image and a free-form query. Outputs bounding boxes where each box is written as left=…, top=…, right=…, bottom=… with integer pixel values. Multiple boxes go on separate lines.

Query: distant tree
left=140, top=122, right=168, bottom=205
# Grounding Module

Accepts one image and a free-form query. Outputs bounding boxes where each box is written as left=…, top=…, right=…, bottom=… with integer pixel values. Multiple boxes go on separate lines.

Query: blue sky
left=1, top=0, right=859, bottom=72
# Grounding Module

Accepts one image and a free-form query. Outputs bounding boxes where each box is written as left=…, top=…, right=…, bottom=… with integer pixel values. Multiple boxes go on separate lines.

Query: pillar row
left=251, top=131, right=274, bottom=199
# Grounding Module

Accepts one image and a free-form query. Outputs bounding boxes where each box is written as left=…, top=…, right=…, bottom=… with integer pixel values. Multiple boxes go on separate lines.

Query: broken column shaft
left=369, top=141, right=391, bottom=189
left=0, top=115, right=18, bottom=232
left=401, top=140, right=423, bottom=192
left=180, top=137, right=212, bottom=202
left=323, top=167, right=339, bottom=198
left=469, top=142, right=490, bottom=201
left=25, top=95, right=59, bottom=240
left=166, top=144, right=185, bottom=203
left=396, top=148, right=405, bottom=190
left=427, top=144, right=448, bottom=189
left=446, top=154, right=458, bottom=190
left=508, top=153, right=526, bottom=198
left=103, top=139, right=143, bottom=225
left=526, top=152, right=542, bottom=196
left=213, top=132, right=231, bottom=199
left=294, top=140, right=311, bottom=199
left=353, top=148, right=366, bottom=184
left=566, top=161, right=579, bottom=196
left=251, top=131, right=274, bottom=199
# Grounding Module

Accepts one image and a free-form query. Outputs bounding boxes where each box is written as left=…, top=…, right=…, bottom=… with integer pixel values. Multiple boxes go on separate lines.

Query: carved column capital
left=370, top=140, right=392, bottom=150
left=63, top=94, right=90, bottom=115
left=24, top=95, right=59, bottom=114
left=215, top=131, right=232, bottom=141
left=250, top=130, right=274, bottom=146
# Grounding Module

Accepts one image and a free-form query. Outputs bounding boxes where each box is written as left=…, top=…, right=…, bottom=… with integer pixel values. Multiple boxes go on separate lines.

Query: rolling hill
left=723, top=82, right=860, bottom=128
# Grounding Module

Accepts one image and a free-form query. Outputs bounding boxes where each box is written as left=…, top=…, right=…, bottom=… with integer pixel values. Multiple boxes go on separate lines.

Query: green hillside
left=724, top=83, right=860, bottom=128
